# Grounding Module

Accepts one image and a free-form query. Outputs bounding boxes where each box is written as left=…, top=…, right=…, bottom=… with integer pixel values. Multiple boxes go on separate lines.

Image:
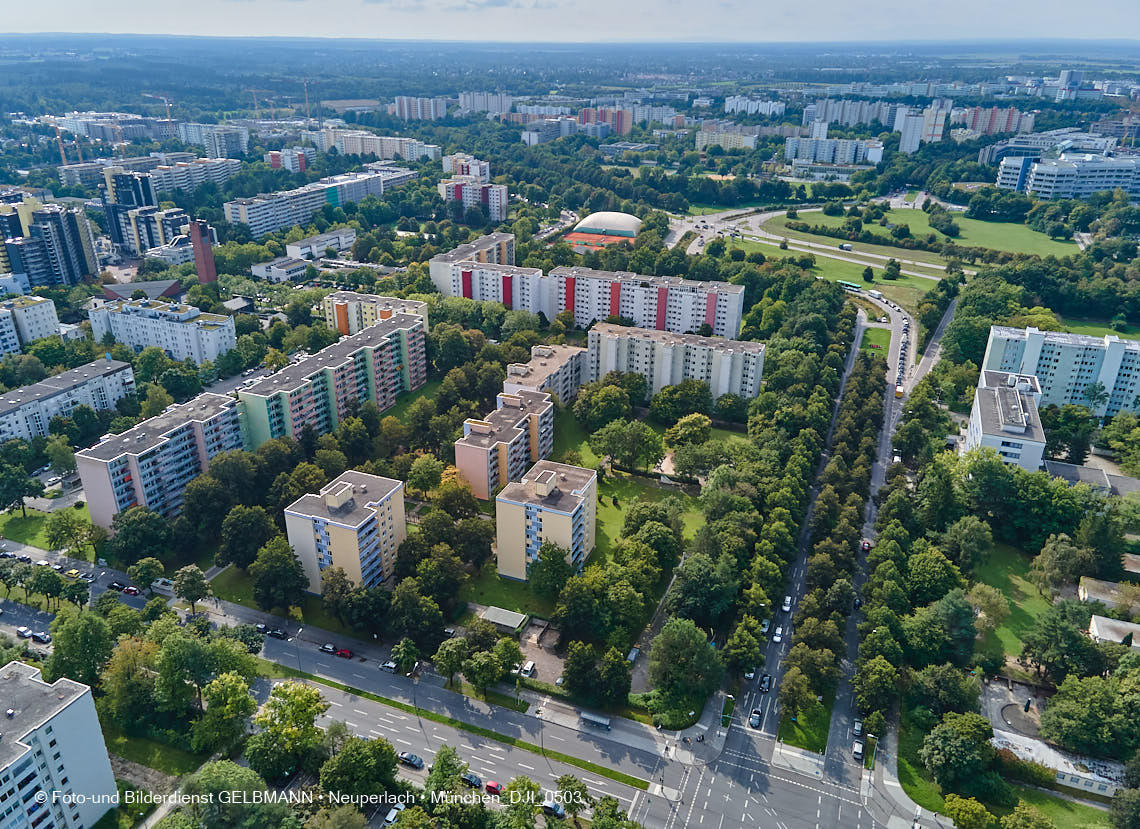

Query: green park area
left=209, top=565, right=356, bottom=637
left=972, top=543, right=1050, bottom=659
left=778, top=691, right=834, bottom=753
left=860, top=327, right=891, bottom=353
left=384, top=378, right=443, bottom=422
left=1060, top=316, right=1140, bottom=339
left=100, top=719, right=206, bottom=776
left=0, top=503, right=93, bottom=553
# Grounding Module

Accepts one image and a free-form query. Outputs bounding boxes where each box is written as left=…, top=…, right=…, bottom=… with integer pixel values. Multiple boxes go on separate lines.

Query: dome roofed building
left=564, top=211, right=642, bottom=251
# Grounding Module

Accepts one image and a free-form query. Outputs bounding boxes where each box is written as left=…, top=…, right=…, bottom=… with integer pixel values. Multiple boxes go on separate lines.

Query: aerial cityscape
left=1, top=12, right=1140, bottom=829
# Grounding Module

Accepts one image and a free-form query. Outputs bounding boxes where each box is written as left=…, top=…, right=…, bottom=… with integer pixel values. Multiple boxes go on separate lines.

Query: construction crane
left=53, top=126, right=68, bottom=166
left=245, top=89, right=272, bottom=121
left=142, top=93, right=174, bottom=121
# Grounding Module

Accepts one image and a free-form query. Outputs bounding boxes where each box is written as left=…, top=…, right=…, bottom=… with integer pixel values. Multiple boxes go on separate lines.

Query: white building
left=427, top=233, right=515, bottom=293
left=442, top=153, right=491, bottom=183
left=784, top=137, right=884, bottom=165
left=393, top=96, right=448, bottom=120
left=264, top=147, right=315, bottom=173
left=144, top=234, right=199, bottom=266
left=898, top=113, right=925, bottom=154
left=286, top=228, right=357, bottom=260
left=0, top=295, right=60, bottom=347
left=148, top=158, right=241, bottom=193
left=251, top=256, right=309, bottom=283
left=88, top=298, right=237, bottom=365
left=588, top=322, right=765, bottom=398
left=724, top=97, right=786, bottom=117
left=0, top=662, right=118, bottom=829
left=503, top=344, right=589, bottom=403
left=1004, top=153, right=1140, bottom=199
left=322, top=291, right=429, bottom=335
left=695, top=131, right=758, bottom=151
left=459, top=92, right=513, bottom=114
left=177, top=123, right=250, bottom=157
left=963, top=370, right=1046, bottom=471
left=0, top=358, right=135, bottom=442
left=303, top=128, right=441, bottom=161
left=438, top=177, right=509, bottom=222
left=983, top=326, right=1140, bottom=417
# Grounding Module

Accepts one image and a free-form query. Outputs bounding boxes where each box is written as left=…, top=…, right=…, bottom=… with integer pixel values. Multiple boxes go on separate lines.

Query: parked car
left=255, top=624, right=268, bottom=634
left=759, top=618, right=771, bottom=635
left=749, top=708, right=762, bottom=728
left=122, top=586, right=140, bottom=596
left=15, top=626, right=32, bottom=638
left=782, top=595, right=792, bottom=612
left=853, top=718, right=864, bottom=737
left=853, top=740, right=865, bottom=760
left=861, top=539, right=872, bottom=552
left=64, top=569, right=79, bottom=579
left=334, top=648, right=353, bottom=659
left=398, top=752, right=424, bottom=769
left=773, top=626, right=783, bottom=643
left=383, top=803, right=405, bottom=825
left=35, top=560, right=49, bottom=567
left=267, top=628, right=288, bottom=639
left=80, top=572, right=95, bottom=582
left=541, top=798, right=565, bottom=818
left=485, top=781, right=504, bottom=796
left=759, top=674, right=772, bottom=693
left=744, top=667, right=757, bottom=681
left=0, top=551, right=13, bottom=559
left=31, top=631, right=51, bottom=644
left=380, top=660, right=397, bottom=672
left=461, top=772, right=481, bottom=789
left=16, top=555, right=31, bottom=563
left=319, top=643, right=337, bottom=654
left=108, top=581, right=126, bottom=591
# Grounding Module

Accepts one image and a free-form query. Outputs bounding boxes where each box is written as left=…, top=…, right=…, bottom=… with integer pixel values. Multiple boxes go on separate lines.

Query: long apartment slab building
left=496, top=460, right=597, bottom=581
left=285, top=470, right=407, bottom=592
left=322, top=291, right=430, bottom=335
left=588, top=322, right=765, bottom=398
left=224, top=170, right=414, bottom=237
left=0, top=358, right=135, bottom=443
left=238, top=313, right=427, bottom=447
left=302, top=128, right=441, bottom=161
left=0, top=661, right=118, bottom=829
left=455, top=390, right=554, bottom=500
left=428, top=232, right=516, bottom=292
left=77, top=393, right=245, bottom=528
left=89, top=298, right=237, bottom=364
left=0, top=295, right=59, bottom=356
left=982, top=326, right=1140, bottom=417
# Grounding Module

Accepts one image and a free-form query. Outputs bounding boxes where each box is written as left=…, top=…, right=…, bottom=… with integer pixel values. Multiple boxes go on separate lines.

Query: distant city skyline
left=10, top=0, right=1140, bottom=42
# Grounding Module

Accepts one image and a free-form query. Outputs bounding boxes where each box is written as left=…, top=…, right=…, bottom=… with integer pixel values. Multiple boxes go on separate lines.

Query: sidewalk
left=769, top=740, right=826, bottom=779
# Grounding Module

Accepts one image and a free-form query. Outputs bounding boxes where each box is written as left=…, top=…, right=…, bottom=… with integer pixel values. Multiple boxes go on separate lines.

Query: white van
left=521, top=661, right=536, bottom=678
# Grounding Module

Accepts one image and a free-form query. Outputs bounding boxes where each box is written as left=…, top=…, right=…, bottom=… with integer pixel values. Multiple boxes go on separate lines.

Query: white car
left=773, top=626, right=783, bottom=643
left=782, top=595, right=792, bottom=613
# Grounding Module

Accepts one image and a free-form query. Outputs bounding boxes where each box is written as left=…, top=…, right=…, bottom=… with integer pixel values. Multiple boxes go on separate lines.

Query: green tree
left=501, top=776, right=542, bottom=829
left=853, top=655, right=898, bottom=715
left=529, top=541, right=574, bottom=600
left=44, top=609, right=113, bottom=686
left=648, top=617, right=723, bottom=706
left=391, top=637, right=419, bottom=675
left=387, top=578, right=444, bottom=651
left=45, top=434, right=76, bottom=475
left=181, top=760, right=291, bottom=829
left=173, top=565, right=211, bottom=613
left=320, top=566, right=355, bottom=623
left=1029, top=533, right=1095, bottom=595
left=919, top=712, right=995, bottom=792
left=664, top=413, right=712, bottom=448
left=99, top=636, right=158, bottom=728
left=318, top=735, right=398, bottom=796
left=109, top=507, right=171, bottom=565
left=1000, top=802, right=1057, bottom=829
left=966, top=583, right=1009, bottom=634
left=45, top=509, right=87, bottom=555
left=596, top=646, right=633, bottom=707
left=1112, top=789, right=1140, bottom=829
left=248, top=537, right=307, bottom=612
left=139, top=383, right=174, bottom=418
left=407, top=454, right=445, bottom=497
left=128, top=557, right=165, bottom=595
left=939, top=515, right=993, bottom=573
left=944, top=795, right=997, bottom=829
left=191, top=671, right=256, bottom=753
left=0, top=463, right=44, bottom=517
left=557, top=774, right=595, bottom=825
left=245, top=681, right=330, bottom=781
left=778, top=666, right=815, bottom=719
left=464, top=649, right=504, bottom=697
left=304, top=806, right=367, bottom=829
left=217, top=505, right=279, bottom=569
left=432, top=637, right=468, bottom=687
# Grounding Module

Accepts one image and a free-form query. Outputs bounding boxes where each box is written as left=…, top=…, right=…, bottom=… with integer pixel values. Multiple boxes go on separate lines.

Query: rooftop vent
left=5, top=708, right=13, bottom=718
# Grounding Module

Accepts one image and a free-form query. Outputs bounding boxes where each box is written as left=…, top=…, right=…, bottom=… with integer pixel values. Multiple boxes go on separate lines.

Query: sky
left=9, top=0, right=1140, bottom=42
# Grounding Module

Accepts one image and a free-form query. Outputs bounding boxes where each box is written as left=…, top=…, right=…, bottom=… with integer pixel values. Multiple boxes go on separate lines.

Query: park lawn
left=1000, top=786, right=1111, bottom=827
left=778, top=690, right=833, bottom=754
left=763, top=214, right=952, bottom=269
left=92, top=781, right=156, bottom=829
left=794, top=207, right=1077, bottom=258
left=592, top=473, right=702, bottom=567
left=552, top=409, right=603, bottom=468
left=1061, top=316, right=1140, bottom=339
left=459, top=566, right=557, bottom=619
left=0, top=503, right=93, bottom=553
left=687, top=201, right=765, bottom=215
left=385, top=379, right=443, bottom=423
left=861, top=327, right=891, bottom=352
left=972, top=543, right=1051, bottom=657
left=100, top=719, right=205, bottom=776
left=898, top=707, right=948, bottom=813
left=209, top=566, right=356, bottom=638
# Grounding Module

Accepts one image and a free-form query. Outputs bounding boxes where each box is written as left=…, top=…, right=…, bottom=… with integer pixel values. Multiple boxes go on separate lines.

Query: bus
left=580, top=712, right=612, bottom=731
left=837, top=281, right=862, bottom=293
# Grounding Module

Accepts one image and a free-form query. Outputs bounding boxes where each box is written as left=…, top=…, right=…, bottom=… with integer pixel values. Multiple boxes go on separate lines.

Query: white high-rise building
left=0, top=662, right=117, bottom=829
left=0, top=358, right=135, bottom=443
left=899, top=113, right=925, bottom=154
left=964, top=370, right=1046, bottom=471
left=438, top=177, right=509, bottom=222
left=0, top=296, right=59, bottom=346
left=88, top=298, right=237, bottom=365
left=301, top=129, right=441, bottom=162
left=442, top=153, right=491, bottom=183
left=459, top=92, right=513, bottom=114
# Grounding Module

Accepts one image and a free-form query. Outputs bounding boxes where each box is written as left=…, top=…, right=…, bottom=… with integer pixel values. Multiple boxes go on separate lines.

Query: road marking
left=326, top=700, right=342, bottom=707
left=396, top=738, right=412, bottom=746
left=353, top=709, right=368, bottom=716
left=352, top=673, right=366, bottom=680
left=518, top=763, right=534, bottom=771
left=405, top=726, right=419, bottom=733
left=345, top=721, right=357, bottom=727
left=549, top=734, right=565, bottom=742
left=627, top=791, right=640, bottom=820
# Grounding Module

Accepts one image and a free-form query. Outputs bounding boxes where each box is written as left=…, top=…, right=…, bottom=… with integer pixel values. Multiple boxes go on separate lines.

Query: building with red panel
left=187, top=219, right=217, bottom=284
left=428, top=232, right=515, bottom=294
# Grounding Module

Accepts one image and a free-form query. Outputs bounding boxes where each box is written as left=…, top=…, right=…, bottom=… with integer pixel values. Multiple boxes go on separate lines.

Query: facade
left=123, top=207, right=191, bottom=257
left=979, top=128, right=1117, bottom=165
left=264, top=147, right=315, bottom=173
left=286, top=228, right=357, bottom=260
left=393, top=96, right=449, bottom=120
left=322, top=291, right=429, bottom=335
left=963, top=370, right=1046, bottom=471
left=148, top=158, right=241, bottom=193
left=956, top=106, right=1036, bottom=136
left=251, top=256, right=309, bottom=283
left=0, top=296, right=59, bottom=347
left=495, top=461, right=597, bottom=581
left=428, top=232, right=515, bottom=294
left=442, top=153, right=491, bottom=182
left=0, top=661, right=117, bottom=829
left=177, top=123, right=250, bottom=157
left=57, top=151, right=195, bottom=187
left=455, top=390, right=555, bottom=500
left=459, top=92, right=513, bottom=114
left=724, top=97, right=786, bottom=116
left=302, top=128, right=441, bottom=161
left=224, top=171, right=412, bottom=238
left=101, top=167, right=157, bottom=249
left=695, top=131, right=758, bottom=151
left=238, top=314, right=427, bottom=448
left=982, top=326, right=1140, bottom=417
left=4, top=206, right=98, bottom=287
left=0, top=358, right=135, bottom=443
left=145, top=235, right=198, bottom=266
left=784, top=137, right=884, bottom=165
left=438, top=177, right=509, bottom=222
left=285, top=470, right=407, bottom=592
left=1001, top=153, right=1140, bottom=199
left=187, top=219, right=218, bottom=284
left=77, top=393, right=244, bottom=527
left=88, top=298, right=237, bottom=364
left=588, top=322, right=765, bottom=398
left=898, top=113, right=925, bottom=154
left=503, top=344, right=589, bottom=403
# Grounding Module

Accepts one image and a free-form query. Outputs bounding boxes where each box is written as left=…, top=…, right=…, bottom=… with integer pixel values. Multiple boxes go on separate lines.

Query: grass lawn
left=785, top=207, right=1077, bottom=258
left=898, top=707, right=946, bottom=813
left=687, top=201, right=765, bottom=215
left=861, top=327, right=891, bottom=353
left=973, top=543, right=1051, bottom=657
left=764, top=214, right=952, bottom=269
left=1061, top=316, right=1140, bottom=339
left=1003, top=785, right=1110, bottom=828
left=778, top=691, right=833, bottom=754
left=91, top=781, right=155, bottom=829
left=592, top=473, right=702, bottom=566
left=209, top=566, right=356, bottom=637
left=0, top=503, right=93, bottom=553
left=385, top=379, right=443, bottom=422
left=100, top=720, right=205, bottom=776
left=459, top=566, right=557, bottom=618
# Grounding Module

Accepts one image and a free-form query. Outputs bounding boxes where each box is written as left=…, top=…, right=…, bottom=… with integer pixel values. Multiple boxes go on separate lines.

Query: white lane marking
left=353, top=709, right=368, bottom=715
left=518, top=763, right=534, bottom=771
left=396, top=738, right=412, bottom=746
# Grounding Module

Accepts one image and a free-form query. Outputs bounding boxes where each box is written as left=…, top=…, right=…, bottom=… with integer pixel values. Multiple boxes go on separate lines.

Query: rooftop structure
left=0, top=358, right=135, bottom=442
left=1078, top=576, right=1130, bottom=610
left=455, top=390, right=554, bottom=499
left=286, top=228, right=357, bottom=260
left=322, top=291, right=430, bottom=335
left=963, top=369, right=1046, bottom=471
left=88, top=298, right=236, bottom=365
left=503, top=343, right=589, bottom=403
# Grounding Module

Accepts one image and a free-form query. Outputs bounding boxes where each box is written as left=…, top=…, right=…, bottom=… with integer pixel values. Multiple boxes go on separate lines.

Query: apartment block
left=963, top=370, right=1046, bottom=471
left=455, top=390, right=554, bottom=500
left=124, top=207, right=191, bottom=256
left=982, top=326, right=1140, bottom=417
left=955, top=106, right=1036, bottom=136
left=0, top=358, right=134, bottom=443
left=438, top=177, right=509, bottom=222
left=442, top=153, right=491, bottom=182
left=88, top=298, right=237, bottom=364
left=588, top=322, right=765, bottom=398
left=322, top=291, right=429, bottom=335
left=251, top=256, right=309, bottom=283
left=3, top=205, right=98, bottom=287
left=148, top=157, right=241, bottom=192
left=1003, top=153, right=1140, bottom=199
left=549, top=266, right=745, bottom=338
left=0, top=661, right=117, bottom=829
left=495, top=461, right=597, bottom=581
left=393, top=96, right=449, bottom=120
left=503, top=344, right=589, bottom=403
left=78, top=393, right=245, bottom=527
left=264, top=146, right=315, bottom=173
left=285, top=470, right=407, bottom=592
left=177, top=123, right=250, bottom=157
left=784, top=137, right=884, bottom=165
left=238, top=314, right=427, bottom=448
left=0, top=295, right=59, bottom=346
left=303, top=128, right=441, bottom=161
left=187, top=218, right=218, bottom=284
left=428, top=232, right=515, bottom=294
left=695, top=131, right=758, bottom=151
left=459, top=92, right=513, bottom=114
left=286, top=228, right=356, bottom=260
left=724, top=97, right=786, bottom=116
left=58, top=152, right=196, bottom=187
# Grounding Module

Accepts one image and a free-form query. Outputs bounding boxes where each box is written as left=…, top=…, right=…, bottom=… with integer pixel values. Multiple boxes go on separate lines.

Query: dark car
left=108, top=581, right=126, bottom=591
left=319, top=643, right=337, bottom=654
left=759, top=674, right=772, bottom=693
left=853, top=718, right=864, bottom=737
left=122, top=586, right=140, bottom=596
left=255, top=624, right=268, bottom=634
left=398, top=752, right=424, bottom=769
left=335, top=648, right=353, bottom=659
left=31, top=631, right=51, bottom=644
left=0, top=551, right=13, bottom=559
left=461, top=772, right=481, bottom=789
left=861, top=539, right=872, bottom=552
left=16, top=554, right=31, bottom=563
left=267, top=628, right=288, bottom=640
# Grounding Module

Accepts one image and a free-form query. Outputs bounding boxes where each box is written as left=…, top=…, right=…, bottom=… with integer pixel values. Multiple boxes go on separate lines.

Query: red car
left=485, top=781, right=503, bottom=796
left=122, top=586, right=140, bottom=595
left=860, top=540, right=872, bottom=552
left=334, top=648, right=353, bottom=659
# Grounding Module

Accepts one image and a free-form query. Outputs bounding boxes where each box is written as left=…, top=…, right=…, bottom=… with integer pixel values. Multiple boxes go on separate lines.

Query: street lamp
left=293, top=627, right=304, bottom=674
left=867, top=732, right=878, bottom=769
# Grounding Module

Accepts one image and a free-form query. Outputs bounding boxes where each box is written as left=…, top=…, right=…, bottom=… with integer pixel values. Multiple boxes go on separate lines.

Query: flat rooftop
left=991, top=325, right=1140, bottom=349
left=974, top=386, right=1045, bottom=444
left=550, top=265, right=745, bottom=294
left=78, top=393, right=237, bottom=462
left=458, top=390, right=552, bottom=450
left=429, top=232, right=514, bottom=264
left=0, top=295, right=51, bottom=310
left=497, top=460, right=595, bottom=513
left=241, top=314, right=422, bottom=398
left=506, top=345, right=587, bottom=387
left=324, top=291, right=429, bottom=315
left=0, top=358, right=132, bottom=419
left=590, top=322, right=765, bottom=353
left=0, top=661, right=88, bottom=767
left=1090, top=614, right=1140, bottom=645
left=981, top=370, right=1041, bottom=393
left=285, top=469, right=402, bottom=527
